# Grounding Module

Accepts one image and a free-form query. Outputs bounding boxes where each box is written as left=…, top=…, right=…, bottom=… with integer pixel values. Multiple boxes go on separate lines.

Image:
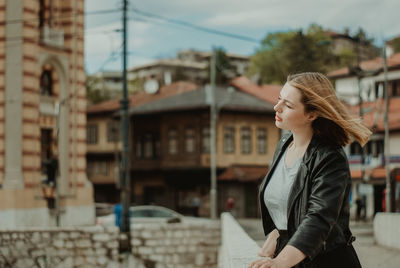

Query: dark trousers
left=274, top=230, right=362, bottom=268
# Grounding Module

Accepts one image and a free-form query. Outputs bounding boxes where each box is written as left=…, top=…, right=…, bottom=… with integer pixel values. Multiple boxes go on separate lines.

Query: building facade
left=329, top=52, right=400, bottom=218
left=0, top=0, right=94, bottom=227
left=86, top=78, right=281, bottom=218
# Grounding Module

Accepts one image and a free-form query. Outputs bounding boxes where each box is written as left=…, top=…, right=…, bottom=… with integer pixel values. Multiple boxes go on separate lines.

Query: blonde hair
left=287, top=72, right=371, bottom=147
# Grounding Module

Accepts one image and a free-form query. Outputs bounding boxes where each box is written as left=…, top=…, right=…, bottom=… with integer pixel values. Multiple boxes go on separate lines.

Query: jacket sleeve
left=287, top=149, right=349, bottom=260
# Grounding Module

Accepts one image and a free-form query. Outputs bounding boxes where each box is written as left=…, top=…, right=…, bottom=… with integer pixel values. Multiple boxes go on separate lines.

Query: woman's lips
left=275, top=115, right=282, bottom=122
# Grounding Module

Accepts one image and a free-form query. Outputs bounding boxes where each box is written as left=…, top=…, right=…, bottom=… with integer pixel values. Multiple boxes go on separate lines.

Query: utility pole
left=120, top=0, right=131, bottom=236
left=355, top=37, right=366, bottom=183
left=209, top=49, right=217, bottom=220
left=383, top=45, right=391, bottom=212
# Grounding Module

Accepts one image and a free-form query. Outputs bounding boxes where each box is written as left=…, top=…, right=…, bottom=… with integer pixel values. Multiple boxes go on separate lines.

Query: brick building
left=0, top=0, right=94, bottom=227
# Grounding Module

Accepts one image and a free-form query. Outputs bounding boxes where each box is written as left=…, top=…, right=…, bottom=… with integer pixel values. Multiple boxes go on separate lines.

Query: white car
left=96, top=205, right=186, bottom=226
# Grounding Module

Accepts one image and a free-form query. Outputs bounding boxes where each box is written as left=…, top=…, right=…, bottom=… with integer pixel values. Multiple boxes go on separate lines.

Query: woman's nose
left=274, top=102, right=281, bottom=112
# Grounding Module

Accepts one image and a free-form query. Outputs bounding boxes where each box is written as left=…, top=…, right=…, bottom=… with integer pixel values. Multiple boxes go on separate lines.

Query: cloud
left=85, top=0, right=400, bottom=73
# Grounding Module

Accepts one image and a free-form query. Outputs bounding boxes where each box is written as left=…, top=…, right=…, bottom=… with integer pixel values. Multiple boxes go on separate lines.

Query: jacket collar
left=278, top=132, right=320, bottom=166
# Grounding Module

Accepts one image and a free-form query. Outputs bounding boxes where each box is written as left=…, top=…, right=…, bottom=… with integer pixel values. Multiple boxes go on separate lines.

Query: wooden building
left=87, top=78, right=281, bottom=218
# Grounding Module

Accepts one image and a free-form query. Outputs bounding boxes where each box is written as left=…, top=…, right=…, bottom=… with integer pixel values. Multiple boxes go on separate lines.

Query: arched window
left=40, top=70, right=53, bottom=96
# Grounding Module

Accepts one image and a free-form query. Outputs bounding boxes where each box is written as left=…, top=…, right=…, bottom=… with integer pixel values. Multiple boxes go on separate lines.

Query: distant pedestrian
left=114, top=203, right=122, bottom=227
left=226, top=197, right=235, bottom=211
left=226, top=197, right=236, bottom=217
left=355, top=197, right=365, bottom=221
left=192, top=196, right=201, bottom=217
left=249, top=73, right=370, bottom=268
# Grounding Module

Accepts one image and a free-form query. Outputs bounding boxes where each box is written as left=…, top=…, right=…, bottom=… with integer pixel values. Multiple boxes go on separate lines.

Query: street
left=237, top=219, right=400, bottom=268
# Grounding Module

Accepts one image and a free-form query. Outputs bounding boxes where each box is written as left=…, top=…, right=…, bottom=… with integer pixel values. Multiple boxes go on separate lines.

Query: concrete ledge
left=373, top=212, right=400, bottom=250
left=219, top=213, right=260, bottom=268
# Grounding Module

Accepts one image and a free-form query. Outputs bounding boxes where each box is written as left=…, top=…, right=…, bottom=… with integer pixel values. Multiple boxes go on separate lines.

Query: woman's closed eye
left=277, top=97, right=292, bottom=109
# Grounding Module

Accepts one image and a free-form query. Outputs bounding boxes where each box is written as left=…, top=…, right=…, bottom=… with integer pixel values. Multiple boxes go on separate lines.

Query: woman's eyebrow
left=279, top=95, right=295, bottom=105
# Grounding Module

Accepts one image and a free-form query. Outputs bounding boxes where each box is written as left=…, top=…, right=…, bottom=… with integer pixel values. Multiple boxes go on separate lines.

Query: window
left=88, top=161, right=109, bottom=176
left=371, top=140, right=384, bottom=158
left=350, top=142, right=362, bottom=155
left=201, top=127, right=210, bottom=153
left=40, top=70, right=53, bottom=96
left=87, top=124, right=98, bottom=144
left=391, top=80, right=400, bottom=97
left=144, top=134, right=153, bottom=159
left=41, top=128, right=52, bottom=173
left=39, top=0, right=46, bottom=28
left=223, top=126, right=235, bottom=153
left=257, top=128, right=267, bottom=154
left=135, top=138, right=142, bottom=158
left=107, top=121, right=120, bottom=142
left=185, top=128, right=196, bottom=153
left=168, top=129, right=178, bottom=155
left=241, top=127, right=251, bottom=154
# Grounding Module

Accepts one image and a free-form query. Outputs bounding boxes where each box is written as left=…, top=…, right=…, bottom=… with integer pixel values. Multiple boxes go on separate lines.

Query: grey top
left=264, top=148, right=302, bottom=230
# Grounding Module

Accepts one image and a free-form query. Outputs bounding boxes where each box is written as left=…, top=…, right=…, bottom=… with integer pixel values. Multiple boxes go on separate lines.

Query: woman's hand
left=258, top=229, right=279, bottom=258
left=248, top=256, right=273, bottom=268
left=248, top=257, right=290, bottom=268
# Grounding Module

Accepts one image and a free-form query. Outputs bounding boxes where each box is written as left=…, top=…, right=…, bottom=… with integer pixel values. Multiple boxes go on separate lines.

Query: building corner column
left=3, top=0, right=24, bottom=189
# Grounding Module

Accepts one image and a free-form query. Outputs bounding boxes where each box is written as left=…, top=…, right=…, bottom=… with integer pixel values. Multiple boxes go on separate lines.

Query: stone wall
left=0, top=226, right=120, bottom=268
left=131, top=220, right=221, bottom=268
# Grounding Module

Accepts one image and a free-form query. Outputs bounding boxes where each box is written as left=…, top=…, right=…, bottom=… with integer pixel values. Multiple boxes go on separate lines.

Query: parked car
left=96, top=205, right=186, bottom=226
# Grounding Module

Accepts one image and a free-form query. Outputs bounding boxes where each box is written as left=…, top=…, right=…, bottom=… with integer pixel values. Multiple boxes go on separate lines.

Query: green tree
left=86, top=75, right=112, bottom=105
left=247, top=24, right=336, bottom=84
left=390, top=36, right=400, bottom=53
left=247, top=24, right=379, bottom=84
left=208, top=47, right=235, bottom=85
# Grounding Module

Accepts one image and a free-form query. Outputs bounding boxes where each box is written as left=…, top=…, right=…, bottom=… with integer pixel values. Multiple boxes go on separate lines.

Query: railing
left=219, top=212, right=261, bottom=268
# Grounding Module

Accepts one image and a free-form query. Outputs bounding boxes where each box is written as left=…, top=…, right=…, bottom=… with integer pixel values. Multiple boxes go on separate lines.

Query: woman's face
left=274, top=83, right=314, bottom=132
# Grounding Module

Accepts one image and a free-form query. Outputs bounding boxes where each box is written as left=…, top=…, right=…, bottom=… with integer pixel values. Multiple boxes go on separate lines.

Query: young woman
left=249, top=73, right=371, bottom=268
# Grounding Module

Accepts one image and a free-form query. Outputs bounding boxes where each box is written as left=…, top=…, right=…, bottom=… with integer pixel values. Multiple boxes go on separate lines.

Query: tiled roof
left=218, top=165, right=268, bottom=182
left=129, top=85, right=276, bottom=115
left=230, top=76, right=282, bottom=105
left=87, top=77, right=280, bottom=115
left=328, top=52, right=400, bottom=78
left=86, top=81, right=198, bottom=114
left=130, top=59, right=207, bottom=71
left=348, top=98, right=400, bottom=132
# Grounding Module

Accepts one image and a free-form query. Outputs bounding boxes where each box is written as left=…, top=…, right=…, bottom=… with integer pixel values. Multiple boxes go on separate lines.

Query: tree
left=247, top=24, right=378, bottom=84
left=247, top=24, right=336, bottom=84
left=86, top=75, right=113, bottom=105
left=208, top=47, right=236, bottom=85
left=389, top=36, right=400, bottom=54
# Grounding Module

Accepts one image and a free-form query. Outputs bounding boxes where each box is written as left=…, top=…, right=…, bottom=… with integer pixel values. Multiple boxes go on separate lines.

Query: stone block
left=131, top=238, right=142, bottom=246
left=106, top=241, right=119, bottom=249
left=76, top=239, right=92, bottom=248
left=95, top=248, right=107, bottom=256
left=53, top=239, right=64, bottom=248
left=97, top=256, right=108, bottom=265
left=138, top=246, right=153, bottom=255
left=93, top=233, right=110, bottom=242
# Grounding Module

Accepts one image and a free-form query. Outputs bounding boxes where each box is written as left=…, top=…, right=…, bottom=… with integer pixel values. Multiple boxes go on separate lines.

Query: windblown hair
left=287, top=72, right=371, bottom=147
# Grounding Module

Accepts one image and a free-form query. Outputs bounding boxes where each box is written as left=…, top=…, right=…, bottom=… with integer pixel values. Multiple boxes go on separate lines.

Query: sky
left=84, top=0, right=400, bottom=74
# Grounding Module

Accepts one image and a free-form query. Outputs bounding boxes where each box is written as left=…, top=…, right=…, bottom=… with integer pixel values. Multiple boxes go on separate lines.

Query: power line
left=130, top=7, right=261, bottom=44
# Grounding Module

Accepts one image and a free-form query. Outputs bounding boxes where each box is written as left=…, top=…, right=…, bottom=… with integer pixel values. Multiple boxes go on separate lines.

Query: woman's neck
left=291, top=127, right=313, bottom=150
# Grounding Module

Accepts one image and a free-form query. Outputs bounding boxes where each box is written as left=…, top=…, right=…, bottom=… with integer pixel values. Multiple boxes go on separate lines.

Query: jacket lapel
left=286, top=135, right=319, bottom=219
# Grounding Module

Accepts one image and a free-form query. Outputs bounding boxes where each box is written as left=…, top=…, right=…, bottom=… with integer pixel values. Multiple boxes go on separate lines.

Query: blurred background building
left=0, top=0, right=94, bottom=227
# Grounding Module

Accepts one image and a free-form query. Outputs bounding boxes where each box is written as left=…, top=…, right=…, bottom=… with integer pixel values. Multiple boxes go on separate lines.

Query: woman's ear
left=307, top=112, right=318, bottom=122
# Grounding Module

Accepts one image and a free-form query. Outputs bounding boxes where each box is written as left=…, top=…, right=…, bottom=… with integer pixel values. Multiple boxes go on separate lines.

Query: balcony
left=40, top=25, right=64, bottom=48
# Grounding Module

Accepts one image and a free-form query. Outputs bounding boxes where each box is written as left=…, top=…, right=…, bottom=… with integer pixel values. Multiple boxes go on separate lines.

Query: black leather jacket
left=259, top=133, right=355, bottom=264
